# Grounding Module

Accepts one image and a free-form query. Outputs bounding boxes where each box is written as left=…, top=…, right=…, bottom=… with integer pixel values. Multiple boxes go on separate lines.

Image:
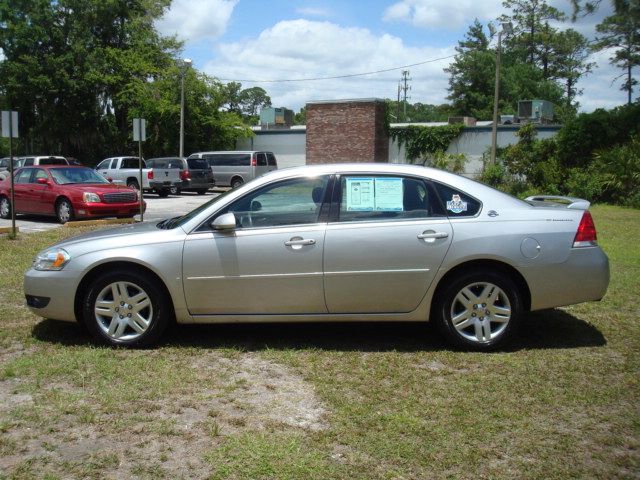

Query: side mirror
left=36, top=177, right=49, bottom=185
left=107, top=177, right=113, bottom=183
left=211, top=212, right=236, bottom=230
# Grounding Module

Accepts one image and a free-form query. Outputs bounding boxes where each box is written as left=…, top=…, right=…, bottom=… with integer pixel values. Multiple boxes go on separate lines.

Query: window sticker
left=346, top=177, right=375, bottom=211
left=446, top=194, right=468, bottom=213
left=374, top=177, right=404, bottom=211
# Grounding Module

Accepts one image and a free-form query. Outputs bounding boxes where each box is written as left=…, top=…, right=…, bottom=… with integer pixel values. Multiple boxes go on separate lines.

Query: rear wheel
left=434, top=270, right=522, bottom=351
left=82, top=269, right=171, bottom=347
left=196, top=189, right=208, bottom=195
left=56, top=198, right=74, bottom=224
left=127, top=179, right=140, bottom=191
left=231, top=177, right=244, bottom=189
left=0, top=196, right=11, bottom=219
left=169, top=186, right=179, bottom=195
left=157, top=189, right=169, bottom=198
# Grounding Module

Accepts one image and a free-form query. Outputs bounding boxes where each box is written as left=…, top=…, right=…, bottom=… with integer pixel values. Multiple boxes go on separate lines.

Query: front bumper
left=24, top=268, right=80, bottom=322
left=75, top=201, right=144, bottom=219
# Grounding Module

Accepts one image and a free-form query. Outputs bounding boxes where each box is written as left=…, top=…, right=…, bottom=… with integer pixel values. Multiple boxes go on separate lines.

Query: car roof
left=17, top=165, right=86, bottom=169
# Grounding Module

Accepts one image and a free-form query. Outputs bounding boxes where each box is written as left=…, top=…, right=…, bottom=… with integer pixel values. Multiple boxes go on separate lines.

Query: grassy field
left=0, top=205, right=638, bottom=479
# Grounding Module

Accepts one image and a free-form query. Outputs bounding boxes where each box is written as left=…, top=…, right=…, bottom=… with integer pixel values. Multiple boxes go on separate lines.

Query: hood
left=50, top=221, right=185, bottom=258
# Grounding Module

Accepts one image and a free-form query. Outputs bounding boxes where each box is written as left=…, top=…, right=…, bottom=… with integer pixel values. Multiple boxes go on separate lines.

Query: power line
left=217, top=54, right=455, bottom=83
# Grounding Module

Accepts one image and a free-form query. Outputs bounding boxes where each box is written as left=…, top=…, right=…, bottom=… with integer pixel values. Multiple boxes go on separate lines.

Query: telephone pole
left=400, top=70, right=411, bottom=122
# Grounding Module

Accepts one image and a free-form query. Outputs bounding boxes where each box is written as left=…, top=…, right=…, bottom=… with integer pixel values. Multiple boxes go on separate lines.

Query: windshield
left=159, top=188, right=236, bottom=229
left=50, top=167, right=110, bottom=185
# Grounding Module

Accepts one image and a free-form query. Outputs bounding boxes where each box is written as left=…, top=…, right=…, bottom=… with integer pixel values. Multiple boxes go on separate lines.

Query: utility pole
left=400, top=70, right=411, bottom=122
left=396, top=83, right=401, bottom=122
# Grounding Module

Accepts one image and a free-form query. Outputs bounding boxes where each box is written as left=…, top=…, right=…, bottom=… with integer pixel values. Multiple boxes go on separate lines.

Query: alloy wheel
left=449, top=282, right=512, bottom=343
left=94, top=281, right=153, bottom=341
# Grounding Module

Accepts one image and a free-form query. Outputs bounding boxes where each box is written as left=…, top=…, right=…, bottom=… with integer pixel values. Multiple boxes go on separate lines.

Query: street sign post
left=133, top=118, right=146, bottom=221
left=1, top=111, right=19, bottom=238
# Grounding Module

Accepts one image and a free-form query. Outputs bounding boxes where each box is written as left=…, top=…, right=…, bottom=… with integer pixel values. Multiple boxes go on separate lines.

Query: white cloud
left=576, top=48, right=635, bottom=111
left=156, top=0, right=238, bottom=42
left=383, top=0, right=503, bottom=29
left=295, top=7, right=332, bottom=18
left=203, top=19, right=454, bottom=112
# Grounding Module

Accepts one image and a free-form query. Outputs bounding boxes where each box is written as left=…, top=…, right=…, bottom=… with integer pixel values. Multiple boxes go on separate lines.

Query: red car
left=0, top=165, right=145, bottom=224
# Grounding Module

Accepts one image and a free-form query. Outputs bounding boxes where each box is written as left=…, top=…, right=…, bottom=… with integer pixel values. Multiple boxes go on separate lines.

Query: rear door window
left=336, top=175, right=445, bottom=222
left=15, top=169, right=33, bottom=184
left=22, top=158, right=35, bottom=166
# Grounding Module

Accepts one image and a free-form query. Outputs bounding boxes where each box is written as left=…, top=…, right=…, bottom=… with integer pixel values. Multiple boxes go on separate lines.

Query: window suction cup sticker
left=447, top=194, right=467, bottom=213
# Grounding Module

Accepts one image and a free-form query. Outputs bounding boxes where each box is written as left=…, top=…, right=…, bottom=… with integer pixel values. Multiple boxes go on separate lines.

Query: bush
left=593, top=136, right=640, bottom=207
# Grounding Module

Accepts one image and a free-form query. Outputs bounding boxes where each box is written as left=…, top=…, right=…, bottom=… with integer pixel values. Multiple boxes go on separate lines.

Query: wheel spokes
left=95, top=281, right=153, bottom=341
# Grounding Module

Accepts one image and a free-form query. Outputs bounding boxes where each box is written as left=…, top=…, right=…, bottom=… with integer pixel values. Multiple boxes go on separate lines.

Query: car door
left=323, top=174, right=453, bottom=314
left=12, top=169, right=35, bottom=213
left=29, top=168, right=52, bottom=214
left=96, top=159, right=114, bottom=180
left=182, top=175, right=331, bottom=315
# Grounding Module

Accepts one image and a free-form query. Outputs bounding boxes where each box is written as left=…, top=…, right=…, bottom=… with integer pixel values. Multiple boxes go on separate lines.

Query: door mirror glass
left=212, top=212, right=236, bottom=230
left=36, top=177, right=49, bottom=185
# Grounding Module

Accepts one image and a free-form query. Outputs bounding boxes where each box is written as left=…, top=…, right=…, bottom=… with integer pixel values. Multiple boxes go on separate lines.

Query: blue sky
left=156, top=0, right=629, bottom=115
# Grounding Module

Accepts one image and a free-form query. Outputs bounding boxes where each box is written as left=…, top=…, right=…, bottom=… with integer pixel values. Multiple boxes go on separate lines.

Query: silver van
left=187, top=151, right=277, bottom=188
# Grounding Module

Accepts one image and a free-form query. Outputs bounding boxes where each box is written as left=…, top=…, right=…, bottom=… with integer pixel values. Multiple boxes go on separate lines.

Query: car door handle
left=417, top=231, right=449, bottom=240
left=284, top=238, right=316, bottom=247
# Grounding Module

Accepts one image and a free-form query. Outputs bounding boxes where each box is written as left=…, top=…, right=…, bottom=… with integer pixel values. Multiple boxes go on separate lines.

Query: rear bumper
left=523, top=246, right=610, bottom=311
left=149, top=180, right=180, bottom=191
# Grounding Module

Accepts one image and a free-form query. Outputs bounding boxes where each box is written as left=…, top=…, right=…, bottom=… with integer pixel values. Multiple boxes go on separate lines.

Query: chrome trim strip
left=324, top=268, right=429, bottom=276
left=186, top=271, right=323, bottom=281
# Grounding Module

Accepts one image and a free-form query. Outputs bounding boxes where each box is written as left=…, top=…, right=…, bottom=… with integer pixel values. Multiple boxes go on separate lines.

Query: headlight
left=33, top=248, right=71, bottom=271
left=82, top=192, right=101, bottom=203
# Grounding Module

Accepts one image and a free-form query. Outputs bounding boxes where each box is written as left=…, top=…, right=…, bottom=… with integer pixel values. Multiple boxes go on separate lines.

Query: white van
left=187, top=151, right=277, bottom=188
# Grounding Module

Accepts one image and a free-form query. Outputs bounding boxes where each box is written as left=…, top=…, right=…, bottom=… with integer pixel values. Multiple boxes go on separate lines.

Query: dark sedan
left=0, top=165, right=144, bottom=224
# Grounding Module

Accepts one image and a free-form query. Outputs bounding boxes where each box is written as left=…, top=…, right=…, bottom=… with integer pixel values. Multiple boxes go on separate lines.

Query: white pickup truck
left=95, top=156, right=181, bottom=197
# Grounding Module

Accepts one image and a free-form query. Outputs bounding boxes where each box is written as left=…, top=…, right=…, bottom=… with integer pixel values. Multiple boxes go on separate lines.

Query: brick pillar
left=306, top=99, right=389, bottom=164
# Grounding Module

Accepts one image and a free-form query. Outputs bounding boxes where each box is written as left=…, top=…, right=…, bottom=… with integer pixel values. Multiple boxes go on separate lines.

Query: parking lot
left=0, top=190, right=219, bottom=233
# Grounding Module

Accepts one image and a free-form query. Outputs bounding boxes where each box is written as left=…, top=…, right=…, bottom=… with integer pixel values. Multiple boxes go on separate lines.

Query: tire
left=434, top=270, right=522, bottom=351
left=127, top=179, right=140, bottom=191
left=157, top=189, right=169, bottom=198
left=230, top=178, right=244, bottom=189
left=56, top=198, right=74, bottom=224
left=0, top=196, right=11, bottom=219
left=169, top=186, right=179, bottom=195
left=82, top=269, right=171, bottom=348
left=196, top=189, right=208, bottom=195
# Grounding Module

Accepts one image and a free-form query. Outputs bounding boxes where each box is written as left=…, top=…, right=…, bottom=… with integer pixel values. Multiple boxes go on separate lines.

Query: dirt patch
left=0, top=351, right=328, bottom=479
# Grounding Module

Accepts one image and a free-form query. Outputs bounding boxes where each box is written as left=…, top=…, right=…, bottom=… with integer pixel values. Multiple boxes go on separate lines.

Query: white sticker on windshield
left=374, top=177, right=404, bottom=211
left=447, top=194, right=468, bottom=213
left=346, top=177, right=374, bottom=211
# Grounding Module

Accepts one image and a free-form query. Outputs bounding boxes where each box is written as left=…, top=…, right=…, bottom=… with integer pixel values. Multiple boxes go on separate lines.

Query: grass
left=0, top=204, right=638, bottom=479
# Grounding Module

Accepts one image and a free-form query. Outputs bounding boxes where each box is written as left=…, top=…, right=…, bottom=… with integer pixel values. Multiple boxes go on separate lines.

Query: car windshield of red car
left=50, top=168, right=110, bottom=185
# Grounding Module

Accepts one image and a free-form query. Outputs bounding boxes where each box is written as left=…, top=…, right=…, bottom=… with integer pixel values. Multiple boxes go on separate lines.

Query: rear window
left=204, top=153, right=251, bottom=166
left=22, top=158, right=34, bottom=166
left=121, top=157, right=145, bottom=169
left=267, top=153, right=277, bottom=166
left=187, top=158, right=209, bottom=170
left=40, top=157, right=67, bottom=165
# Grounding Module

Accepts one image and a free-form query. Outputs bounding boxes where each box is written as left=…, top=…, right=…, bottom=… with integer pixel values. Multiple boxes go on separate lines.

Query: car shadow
left=32, top=308, right=606, bottom=352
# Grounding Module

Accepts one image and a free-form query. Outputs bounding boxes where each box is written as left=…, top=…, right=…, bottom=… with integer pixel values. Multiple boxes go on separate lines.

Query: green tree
left=594, top=0, right=640, bottom=104
left=500, top=0, right=566, bottom=65
left=445, top=19, right=496, bottom=118
left=552, top=29, right=595, bottom=106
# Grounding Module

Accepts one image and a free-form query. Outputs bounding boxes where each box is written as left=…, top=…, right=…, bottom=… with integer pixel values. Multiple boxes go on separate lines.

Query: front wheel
left=434, top=271, right=522, bottom=351
left=0, top=196, right=11, bottom=219
left=56, top=198, right=74, bottom=224
left=82, top=269, right=171, bottom=347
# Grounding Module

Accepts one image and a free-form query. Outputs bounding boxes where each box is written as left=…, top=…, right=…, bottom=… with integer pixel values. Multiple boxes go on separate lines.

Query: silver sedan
left=24, top=164, right=609, bottom=350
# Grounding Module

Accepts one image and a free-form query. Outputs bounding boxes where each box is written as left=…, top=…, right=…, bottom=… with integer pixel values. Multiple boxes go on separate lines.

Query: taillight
left=147, top=170, right=153, bottom=180
left=573, top=211, right=597, bottom=247
left=251, top=154, right=257, bottom=167
left=180, top=170, right=190, bottom=181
